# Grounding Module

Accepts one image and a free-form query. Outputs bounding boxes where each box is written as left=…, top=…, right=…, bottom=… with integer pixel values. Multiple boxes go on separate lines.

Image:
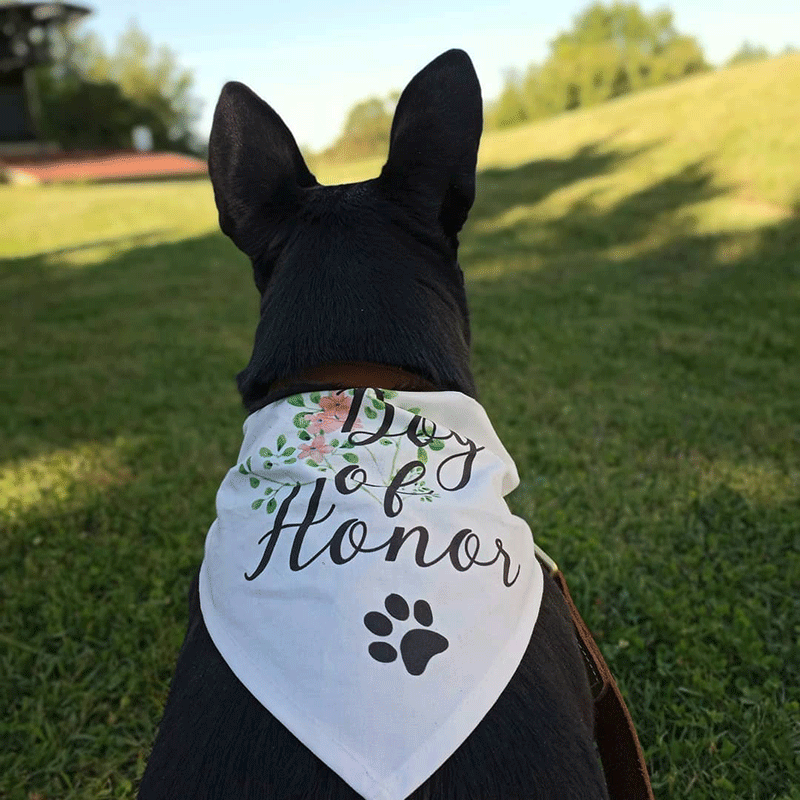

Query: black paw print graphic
left=363, top=594, right=449, bottom=676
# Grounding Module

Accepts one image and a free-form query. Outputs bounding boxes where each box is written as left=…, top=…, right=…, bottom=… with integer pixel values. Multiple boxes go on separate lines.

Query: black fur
left=139, top=50, right=608, bottom=799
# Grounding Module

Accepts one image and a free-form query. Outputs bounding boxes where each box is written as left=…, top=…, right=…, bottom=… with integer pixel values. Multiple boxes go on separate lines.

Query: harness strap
left=536, top=548, right=654, bottom=800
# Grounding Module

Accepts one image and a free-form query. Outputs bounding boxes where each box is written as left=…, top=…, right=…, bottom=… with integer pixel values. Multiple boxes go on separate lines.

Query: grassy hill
left=1, top=54, right=798, bottom=799
left=319, top=51, right=800, bottom=209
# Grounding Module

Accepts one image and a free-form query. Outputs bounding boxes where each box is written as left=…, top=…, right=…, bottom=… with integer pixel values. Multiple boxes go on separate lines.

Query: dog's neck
left=256, top=361, right=438, bottom=409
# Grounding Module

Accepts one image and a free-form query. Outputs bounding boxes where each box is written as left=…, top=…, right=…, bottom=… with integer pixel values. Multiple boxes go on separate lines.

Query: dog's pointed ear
left=208, top=81, right=317, bottom=257
left=379, top=49, right=482, bottom=239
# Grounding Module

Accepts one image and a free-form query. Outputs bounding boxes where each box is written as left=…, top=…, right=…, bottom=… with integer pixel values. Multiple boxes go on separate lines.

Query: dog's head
left=208, top=50, right=482, bottom=410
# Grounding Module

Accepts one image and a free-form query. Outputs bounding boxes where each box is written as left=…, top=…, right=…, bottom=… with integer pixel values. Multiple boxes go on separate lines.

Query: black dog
left=138, top=50, right=608, bottom=800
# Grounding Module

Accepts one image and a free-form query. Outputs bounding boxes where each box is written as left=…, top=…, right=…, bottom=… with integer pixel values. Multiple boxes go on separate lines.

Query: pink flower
left=304, top=412, right=334, bottom=434
left=297, top=434, right=334, bottom=464
left=304, top=392, right=361, bottom=433
left=319, top=392, right=352, bottom=415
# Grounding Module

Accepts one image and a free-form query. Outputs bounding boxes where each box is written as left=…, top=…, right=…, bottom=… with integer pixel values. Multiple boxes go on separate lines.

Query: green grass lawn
left=2, top=54, right=799, bottom=799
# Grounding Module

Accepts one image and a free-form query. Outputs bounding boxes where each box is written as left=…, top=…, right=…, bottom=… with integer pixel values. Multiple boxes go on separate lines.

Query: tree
left=726, top=42, right=770, bottom=67
left=486, top=2, right=709, bottom=128
left=486, top=69, right=527, bottom=128
left=320, top=92, right=398, bottom=163
left=35, top=19, right=200, bottom=152
left=107, top=21, right=198, bottom=148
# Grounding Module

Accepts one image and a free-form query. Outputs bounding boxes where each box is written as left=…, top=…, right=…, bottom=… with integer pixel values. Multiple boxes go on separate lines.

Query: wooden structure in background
left=0, top=2, right=208, bottom=184
left=0, top=2, right=91, bottom=144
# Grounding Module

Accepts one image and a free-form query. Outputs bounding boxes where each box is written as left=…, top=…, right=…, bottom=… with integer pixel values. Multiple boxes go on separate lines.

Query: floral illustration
left=238, top=389, right=443, bottom=514
left=297, top=434, right=334, bottom=464
left=304, top=392, right=362, bottom=434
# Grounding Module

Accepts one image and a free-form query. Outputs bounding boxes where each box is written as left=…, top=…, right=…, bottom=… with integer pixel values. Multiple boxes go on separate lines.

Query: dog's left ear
left=379, top=49, right=482, bottom=240
left=208, top=81, right=317, bottom=258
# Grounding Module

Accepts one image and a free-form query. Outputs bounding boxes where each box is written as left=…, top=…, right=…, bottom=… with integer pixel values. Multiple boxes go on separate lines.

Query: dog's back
left=138, top=50, right=608, bottom=800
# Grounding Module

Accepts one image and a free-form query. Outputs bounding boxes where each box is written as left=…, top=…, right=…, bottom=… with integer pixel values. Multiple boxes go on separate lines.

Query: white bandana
left=199, top=388, right=543, bottom=800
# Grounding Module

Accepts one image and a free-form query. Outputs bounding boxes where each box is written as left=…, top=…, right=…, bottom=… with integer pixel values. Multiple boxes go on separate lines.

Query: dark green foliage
left=34, top=20, right=199, bottom=153
left=36, top=73, right=167, bottom=151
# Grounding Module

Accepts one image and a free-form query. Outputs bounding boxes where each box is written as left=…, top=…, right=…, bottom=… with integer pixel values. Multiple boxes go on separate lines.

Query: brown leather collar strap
left=539, top=555, right=655, bottom=800
left=267, top=361, right=438, bottom=399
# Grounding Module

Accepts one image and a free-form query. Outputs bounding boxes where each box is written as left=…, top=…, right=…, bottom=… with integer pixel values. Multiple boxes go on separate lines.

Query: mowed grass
left=2, top=53, right=799, bottom=799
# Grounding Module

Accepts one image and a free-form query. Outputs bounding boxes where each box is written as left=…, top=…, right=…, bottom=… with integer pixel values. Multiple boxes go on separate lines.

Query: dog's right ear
left=208, top=82, right=317, bottom=258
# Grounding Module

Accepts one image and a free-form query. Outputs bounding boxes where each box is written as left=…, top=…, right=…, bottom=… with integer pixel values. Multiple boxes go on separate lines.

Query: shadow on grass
left=467, top=158, right=727, bottom=264
left=7, top=228, right=177, bottom=260
left=472, top=138, right=662, bottom=223
left=462, top=164, right=799, bottom=796
left=1, top=143, right=799, bottom=798
left=2, top=143, right=797, bottom=520
left=0, top=230, right=253, bottom=466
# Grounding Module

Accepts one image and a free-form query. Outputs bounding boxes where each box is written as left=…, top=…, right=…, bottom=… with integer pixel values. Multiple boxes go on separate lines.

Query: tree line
left=487, top=2, right=708, bottom=129
left=320, top=2, right=793, bottom=163
left=24, top=2, right=794, bottom=158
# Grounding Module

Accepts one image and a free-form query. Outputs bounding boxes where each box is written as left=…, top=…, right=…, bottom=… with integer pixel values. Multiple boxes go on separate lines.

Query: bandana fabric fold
left=199, top=388, right=543, bottom=800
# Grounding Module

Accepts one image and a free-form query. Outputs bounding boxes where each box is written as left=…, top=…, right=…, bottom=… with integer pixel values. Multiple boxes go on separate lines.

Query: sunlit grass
left=0, top=179, right=217, bottom=259
left=697, top=458, right=799, bottom=506
left=474, top=53, right=800, bottom=209
left=0, top=440, right=134, bottom=520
